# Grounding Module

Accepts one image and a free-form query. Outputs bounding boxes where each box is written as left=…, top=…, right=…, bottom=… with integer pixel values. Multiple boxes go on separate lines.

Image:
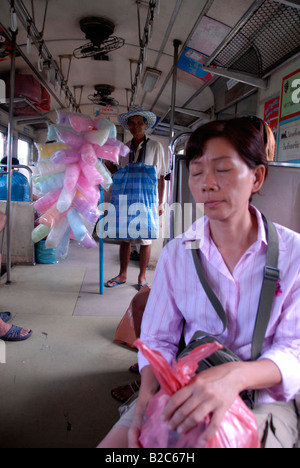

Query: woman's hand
left=128, top=365, right=160, bottom=448
left=162, top=362, right=243, bottom=443
left=128, top=405, right=146, bottom=448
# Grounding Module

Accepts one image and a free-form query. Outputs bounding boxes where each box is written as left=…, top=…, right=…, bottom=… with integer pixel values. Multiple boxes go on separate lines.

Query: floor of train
left=0, top=240, right=155, bottom=448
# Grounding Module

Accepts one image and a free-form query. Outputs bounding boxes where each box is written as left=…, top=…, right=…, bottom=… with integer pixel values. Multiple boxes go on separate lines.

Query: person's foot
left=111, top=380, right=141, bottom=403
left=0, top=320, right=32, bottom=341
left=105, top=275, right=126, bottom=288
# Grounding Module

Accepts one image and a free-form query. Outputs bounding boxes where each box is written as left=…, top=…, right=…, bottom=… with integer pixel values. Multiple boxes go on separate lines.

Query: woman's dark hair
left=186, top=118, right=269, bottom=178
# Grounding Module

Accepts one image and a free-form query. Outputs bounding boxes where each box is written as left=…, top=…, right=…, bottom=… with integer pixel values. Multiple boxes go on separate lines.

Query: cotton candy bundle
left=31, top=110, right=129, bottom=261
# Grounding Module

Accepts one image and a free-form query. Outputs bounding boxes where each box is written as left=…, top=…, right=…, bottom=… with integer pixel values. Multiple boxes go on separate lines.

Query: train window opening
left=17, top=138, right=31, bottom=166
left=0, top=131, right=5, bottom=161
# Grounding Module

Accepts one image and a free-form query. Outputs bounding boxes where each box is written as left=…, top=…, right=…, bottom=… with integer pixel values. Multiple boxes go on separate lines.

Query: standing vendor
left=105, top=105, right=167, bottom=290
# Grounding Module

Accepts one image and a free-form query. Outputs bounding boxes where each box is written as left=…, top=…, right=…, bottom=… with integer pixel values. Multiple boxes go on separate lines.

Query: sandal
left=105, top=278, right=126, bottom=288
left=0, top=325, right=32, bottom=342
left=129, top=362, right=140, bottom=374
left=111, top=379, right=141, bottom=403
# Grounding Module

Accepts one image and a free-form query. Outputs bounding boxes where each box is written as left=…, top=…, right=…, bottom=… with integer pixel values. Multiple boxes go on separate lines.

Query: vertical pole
left=6, top=25, right=17, bottom=284
left=99, top=181, right=104, bottom=295
left=168, top=39, right=181, bottom=243
left=169, top=39, right=181, bottom=142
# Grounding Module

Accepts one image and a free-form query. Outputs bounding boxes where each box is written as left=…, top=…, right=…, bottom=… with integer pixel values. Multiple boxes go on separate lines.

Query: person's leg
left=253, top=401, right=298, bottom=448
left=138, top=244, right=151, bottom=287
left=105, top=241, right=131, bottom=287
left=97, top=425, right=129, bottom=448
left=98, top=398, right=137, bottom=448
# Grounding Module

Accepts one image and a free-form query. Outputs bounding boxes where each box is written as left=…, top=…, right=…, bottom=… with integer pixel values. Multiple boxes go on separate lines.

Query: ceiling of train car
left=0, top=0, right=295, bottom=135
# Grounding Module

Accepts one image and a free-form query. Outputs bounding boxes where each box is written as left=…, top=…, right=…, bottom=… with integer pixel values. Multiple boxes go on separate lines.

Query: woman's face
left=188, top=136, right=264, bottom=221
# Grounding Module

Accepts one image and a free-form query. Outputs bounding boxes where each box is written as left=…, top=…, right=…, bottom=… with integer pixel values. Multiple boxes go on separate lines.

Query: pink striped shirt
left=138, top=206, right=300, bottom=404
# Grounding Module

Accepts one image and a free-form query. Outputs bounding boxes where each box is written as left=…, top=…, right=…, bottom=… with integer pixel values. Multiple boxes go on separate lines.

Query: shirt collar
left=181, top=205, right=269, bottom=253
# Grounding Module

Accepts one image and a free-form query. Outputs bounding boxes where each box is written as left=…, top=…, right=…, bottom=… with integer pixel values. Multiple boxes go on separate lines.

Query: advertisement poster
left=264, top=96, right=279, bottom=144
left=277, top=68, right=300, bottom=163
left=264, top=96, right=279, bottom=130
left=178, top=47, right=212, bottom=83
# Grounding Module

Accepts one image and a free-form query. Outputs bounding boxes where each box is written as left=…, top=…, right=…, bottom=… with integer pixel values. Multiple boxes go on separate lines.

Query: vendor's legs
left=105, top=239, right=152, bottom=288
left=105, top=242, right=131, bottom=287
left=138, top=244, right=151, bottom=286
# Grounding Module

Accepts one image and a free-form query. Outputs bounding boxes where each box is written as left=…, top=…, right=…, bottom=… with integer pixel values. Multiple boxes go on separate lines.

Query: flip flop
left=129, top=363, right=140, bottom=374
left=105, top=278, right=126, bottom=288
left=138, top=282, right=148, bottom=291
left=0, top=325, right=32, bottom=342
left=0, top=312, right=12, bottom=323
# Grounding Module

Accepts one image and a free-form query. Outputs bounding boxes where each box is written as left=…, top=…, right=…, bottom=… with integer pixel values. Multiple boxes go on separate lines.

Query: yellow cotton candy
left=36, top=142, right=71, bottom=160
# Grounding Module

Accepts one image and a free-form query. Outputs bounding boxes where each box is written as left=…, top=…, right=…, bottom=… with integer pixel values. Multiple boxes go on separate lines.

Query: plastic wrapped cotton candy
left=96, top=117, right=117, bottom=138
left=31, top=111, right=126, bottom=261
left=51, top=148, right=81, bottom=165
left=36, top=142, right=71, bottom=160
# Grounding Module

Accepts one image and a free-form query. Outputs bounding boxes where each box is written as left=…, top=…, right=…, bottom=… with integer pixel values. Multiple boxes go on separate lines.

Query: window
left=17, top=138, right=31, bottom=166
left=0, top=132, right=5, bottom=161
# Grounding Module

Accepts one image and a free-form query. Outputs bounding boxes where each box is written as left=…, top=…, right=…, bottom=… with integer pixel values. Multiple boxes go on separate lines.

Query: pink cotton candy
left=76, top=174, right=100, bottom=205
left=56, top=128, right=84, bottom=150
left=34, top=188, right=62, bottom=214
left=79, top=160, right=104, bottom=186
left=51, top=148, right=81, bottom=164
left=106, top=137, right=130, bottom=157
left=93, top=144, right=120, bottom=163
left=69, top=114, right=95, bottom=133
left=80, top=143, right=98, bottom=166
left=64, top=163, right=81, bottom=192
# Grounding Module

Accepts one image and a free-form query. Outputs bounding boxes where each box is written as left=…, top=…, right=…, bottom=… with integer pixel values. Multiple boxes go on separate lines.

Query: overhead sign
left=178, top=47, right=212, bottom=83
left=280, top=68, right=300, bottom=122
left=94, top=106, right=119, bottom=117
left=277, top=68, right=300, bottom=163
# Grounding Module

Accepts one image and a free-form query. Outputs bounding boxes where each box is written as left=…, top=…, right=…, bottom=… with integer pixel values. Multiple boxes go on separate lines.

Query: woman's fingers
left=162, top=373, right=228, bottom=438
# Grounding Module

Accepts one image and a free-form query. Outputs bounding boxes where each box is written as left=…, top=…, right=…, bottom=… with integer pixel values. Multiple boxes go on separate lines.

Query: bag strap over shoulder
left=191, top=214, right=280, bottom=361
left=251, top=216, right=279, bottom=360
left=191, top=247, right=227, bottom=336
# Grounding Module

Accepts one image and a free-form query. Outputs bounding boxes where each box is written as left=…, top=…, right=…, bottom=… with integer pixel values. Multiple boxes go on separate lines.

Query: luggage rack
left=203, top=0, right=300, bottom=89
left=0, top=97, right=51, bottom=127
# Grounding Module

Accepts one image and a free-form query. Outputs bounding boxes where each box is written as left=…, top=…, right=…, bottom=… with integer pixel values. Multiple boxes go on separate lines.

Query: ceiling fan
left=73, top=17, right=125, bottom=60
left=88, top=84, right=119, bottom=107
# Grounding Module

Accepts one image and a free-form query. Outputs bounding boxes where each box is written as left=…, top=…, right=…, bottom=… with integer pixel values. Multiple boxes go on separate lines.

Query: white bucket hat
left=118, top=105, right=157, bottom=131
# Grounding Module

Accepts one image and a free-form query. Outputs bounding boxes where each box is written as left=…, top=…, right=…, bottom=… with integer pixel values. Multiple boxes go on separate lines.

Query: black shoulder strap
left=191, top=215, right=279, bottom=361
left=192, top=247, right=227, bottom=336
left=251, top=216, right=279, bottom=360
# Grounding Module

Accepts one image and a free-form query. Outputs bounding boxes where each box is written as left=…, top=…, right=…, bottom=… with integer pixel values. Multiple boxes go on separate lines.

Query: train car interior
left=0, top=0, right=299, bottom=448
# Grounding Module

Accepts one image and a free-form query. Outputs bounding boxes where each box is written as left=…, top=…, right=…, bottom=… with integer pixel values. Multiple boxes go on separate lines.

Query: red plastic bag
left=5, top=74, right=50, bottom=114
left=134, top=339, right=260, bottom=449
